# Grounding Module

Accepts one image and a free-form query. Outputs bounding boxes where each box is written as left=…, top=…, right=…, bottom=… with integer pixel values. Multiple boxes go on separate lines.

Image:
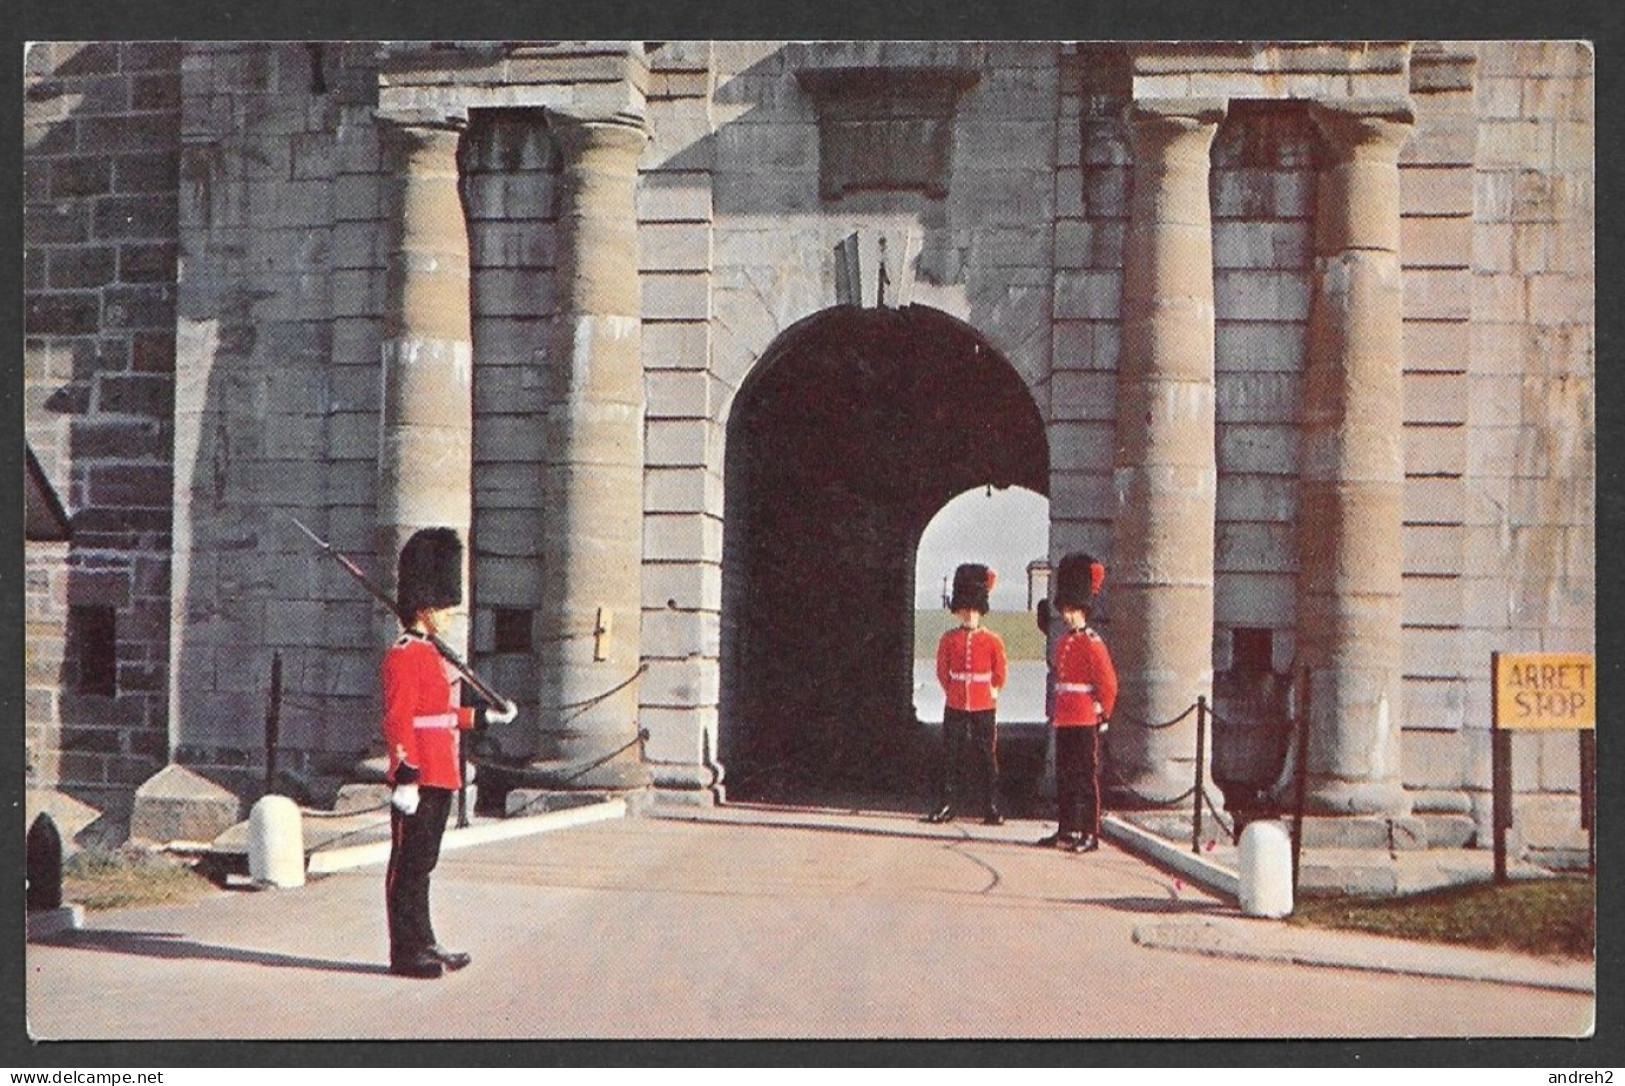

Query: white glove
left=485, top=699, right=518, bottom=726
left=391, top=783, right=420, bottom=816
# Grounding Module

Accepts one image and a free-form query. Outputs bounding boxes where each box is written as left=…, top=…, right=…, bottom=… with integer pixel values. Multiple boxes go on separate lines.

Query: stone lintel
left=378, top=42, right=649, bottom=128
left=1130, top=41, right=1410, bottom=76
left=374, top=105, right=469, bottom=132
left=1408, top=42, right=1478, bottom=94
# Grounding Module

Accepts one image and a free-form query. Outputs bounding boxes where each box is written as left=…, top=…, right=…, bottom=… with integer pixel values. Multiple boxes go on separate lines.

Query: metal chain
left=504, top=728, right=650, bottom=819
left=1099, top=742, right=1197, bottom=807
left=553, top=665, right=649, bottom=718
left=1110, top=701, right=1200, bottom=732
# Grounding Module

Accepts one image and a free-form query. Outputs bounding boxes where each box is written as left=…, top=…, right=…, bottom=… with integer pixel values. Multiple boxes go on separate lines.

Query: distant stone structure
left=24, top=42, right=1593, bottom=850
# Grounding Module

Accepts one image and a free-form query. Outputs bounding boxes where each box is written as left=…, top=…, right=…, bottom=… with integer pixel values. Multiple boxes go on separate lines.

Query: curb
left=1102, top=814, right=1239, bottom=900
left=1132, top=916, right=1595, bottom=994
left=305, top=798, right=627, bottom=875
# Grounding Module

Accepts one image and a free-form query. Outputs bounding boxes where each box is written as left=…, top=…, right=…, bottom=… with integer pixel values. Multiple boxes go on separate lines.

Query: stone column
left=527, top=115, right=652, bottom=791
left=1296, top=100, right=1414, bottom=818
left=1108, top=99, right=1225, bottom=804
left=377, top=117, right=473, bottom=655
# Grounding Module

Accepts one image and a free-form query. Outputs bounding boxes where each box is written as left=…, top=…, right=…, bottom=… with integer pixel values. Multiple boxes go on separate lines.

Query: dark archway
left=720, top=304, right=1048, bottom=804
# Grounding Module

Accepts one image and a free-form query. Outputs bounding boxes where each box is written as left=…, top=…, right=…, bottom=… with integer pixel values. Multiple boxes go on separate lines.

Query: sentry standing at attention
left=382, top=527, right=516, bottom=979
left=1036, top=553, right=1117, bottom=853
left=926, top=563, right=1008, bottom=826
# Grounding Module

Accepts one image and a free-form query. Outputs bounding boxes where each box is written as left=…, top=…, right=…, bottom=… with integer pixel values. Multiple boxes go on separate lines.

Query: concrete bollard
left=248, top=795, right=306, bottom=888
left=1238, top=819, right=1294, bottom=918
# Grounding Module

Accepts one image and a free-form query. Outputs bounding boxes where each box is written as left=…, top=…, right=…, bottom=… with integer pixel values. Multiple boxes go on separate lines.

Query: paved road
left=25, top=806, right=1593, bottom=1041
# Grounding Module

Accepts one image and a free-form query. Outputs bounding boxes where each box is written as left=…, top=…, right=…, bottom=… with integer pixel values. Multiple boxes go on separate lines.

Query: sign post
left=1490, top=652, right=1596, bottom=883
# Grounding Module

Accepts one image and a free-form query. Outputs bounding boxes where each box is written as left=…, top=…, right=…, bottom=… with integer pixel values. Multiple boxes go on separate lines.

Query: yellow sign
left=1493, top=652, right=1595, bottom=730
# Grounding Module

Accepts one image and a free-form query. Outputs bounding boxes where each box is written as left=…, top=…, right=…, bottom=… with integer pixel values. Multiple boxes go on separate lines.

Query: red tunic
left=381, top=631, right=476, bottom=790
left=936, top=625, right=1008, bottom=712
left=1052, top=626, right=1117, bottom=727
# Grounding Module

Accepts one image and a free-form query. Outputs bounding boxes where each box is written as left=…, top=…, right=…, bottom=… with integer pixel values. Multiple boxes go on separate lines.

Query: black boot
left=389, top=951, right=444, bottom=979
left=925, top=804, right=954, bottom=824
left=429, top=945, right=472, bottom=971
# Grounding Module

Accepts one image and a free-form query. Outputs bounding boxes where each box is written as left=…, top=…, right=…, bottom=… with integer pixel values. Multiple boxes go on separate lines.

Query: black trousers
left=1054, top=726, right=1101, bottom=838
left=941, top=707, right=1000, bottom=817
left=386, top=785, right=453, bottom=962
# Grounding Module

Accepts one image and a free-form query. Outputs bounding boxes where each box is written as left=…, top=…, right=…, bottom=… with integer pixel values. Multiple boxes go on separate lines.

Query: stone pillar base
left=1303, top=775, right=1412, bottom=819
left=504, top=787, right=655, bottom=819
left=1297, top=814, right=1428, bottom=851
left=649, top=762, right=725, bottom=807
left=511, top=756, right=653, bottom=792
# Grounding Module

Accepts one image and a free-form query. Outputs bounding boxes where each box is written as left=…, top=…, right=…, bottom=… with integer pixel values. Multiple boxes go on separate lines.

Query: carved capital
left=1308, top=99, right=1415, bottom=164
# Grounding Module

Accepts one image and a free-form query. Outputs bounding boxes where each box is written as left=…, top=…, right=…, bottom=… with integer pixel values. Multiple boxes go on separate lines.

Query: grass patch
left=914, top=610, right=1047, bottom=660
left=62, top=845, right=220, bottom=911
left=1289, top=876, right=1594, bottom=961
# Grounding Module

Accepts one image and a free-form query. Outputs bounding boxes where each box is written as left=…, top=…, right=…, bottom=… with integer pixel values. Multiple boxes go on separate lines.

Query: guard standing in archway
left=927, top=563, right=1008, bottom=825
left=1037, top=553, right=1117, bottom=852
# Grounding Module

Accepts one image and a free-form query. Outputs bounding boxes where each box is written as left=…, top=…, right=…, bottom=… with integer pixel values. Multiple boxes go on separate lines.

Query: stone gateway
left=23, top=41, right=1593, bottom=854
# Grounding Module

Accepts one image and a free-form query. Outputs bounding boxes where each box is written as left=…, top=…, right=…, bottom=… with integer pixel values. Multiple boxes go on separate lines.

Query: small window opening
left=1231, top=627, right=1273, bottom=675
left=493, top=608, right=533, bottom=654
left=71, top=604, right=117, bottom=696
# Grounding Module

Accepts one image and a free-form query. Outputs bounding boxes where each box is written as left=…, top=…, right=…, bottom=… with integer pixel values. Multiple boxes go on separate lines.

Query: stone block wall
left=1210, top=102, right=1316, bottom=669
left=170, top=42, right=387, bottom=797
left=464, top=111, right=560, bottom=734
left=23, top=41, right=183, bottom=819
left=639, top=42, right=723, bottom=781
left=1458, top=41, right=1594, bottom=836
left=1397, top=45, right=1478, bottom=816
left=1050, top=44, right=1128, bottom=572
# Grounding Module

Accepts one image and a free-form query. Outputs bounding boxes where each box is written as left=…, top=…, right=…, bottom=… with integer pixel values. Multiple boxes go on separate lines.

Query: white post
left=248, top=795, right=306, bottom=889
left=1238, top=819, right=1294, bottom=918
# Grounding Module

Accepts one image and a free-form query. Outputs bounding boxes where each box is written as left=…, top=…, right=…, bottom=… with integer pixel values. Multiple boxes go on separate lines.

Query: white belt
left=1056, top=683, right=1096, bottom=694
left=949, top=671, right=993, bottom=682
left=413, top=712, right=458, bottom=731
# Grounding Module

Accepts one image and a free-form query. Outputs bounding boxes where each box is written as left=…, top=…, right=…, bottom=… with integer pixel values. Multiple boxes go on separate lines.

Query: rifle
left=287, top=515, right=510, bottom=709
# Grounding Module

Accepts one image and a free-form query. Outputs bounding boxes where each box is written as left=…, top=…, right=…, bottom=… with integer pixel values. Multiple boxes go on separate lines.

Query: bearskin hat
left=948, top=563, right=996, bottom=614
left=1054, top=552, right=1104, bottom=611
left=397, top=527, right=463, bottom=620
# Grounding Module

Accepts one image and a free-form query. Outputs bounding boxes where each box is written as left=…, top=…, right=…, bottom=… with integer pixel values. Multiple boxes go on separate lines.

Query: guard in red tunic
left=1037, top=552, right=1117, bottom=852
left=382, top=527, right=516, bottom=978
left=926, top=563, right=1009, bottom=826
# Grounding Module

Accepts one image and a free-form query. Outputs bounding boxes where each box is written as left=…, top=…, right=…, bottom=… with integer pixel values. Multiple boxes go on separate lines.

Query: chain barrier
left=269, top=665, right=652, bottom=853
left=297, top=728, right=652, bottom=855
left=504, top=728, right=650, bottom=819
left=1098, top=742, right=1197, bottom=807
left=1108, top=701, right=1200, bottom=732
left=553, top=664, right=649, bottom=720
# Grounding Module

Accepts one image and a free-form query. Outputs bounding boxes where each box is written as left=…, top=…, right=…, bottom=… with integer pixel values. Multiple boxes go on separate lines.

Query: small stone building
left=23, top=41, right=1593, bottom=849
